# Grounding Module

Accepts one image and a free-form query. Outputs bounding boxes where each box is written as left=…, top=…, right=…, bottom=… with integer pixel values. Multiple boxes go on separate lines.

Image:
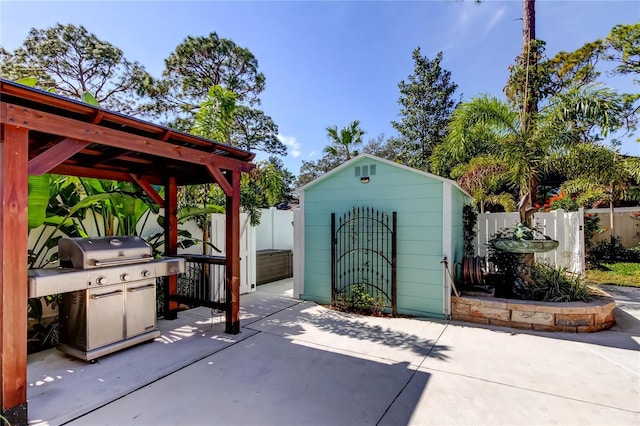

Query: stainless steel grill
left=28, top=236, right=185, bottom=361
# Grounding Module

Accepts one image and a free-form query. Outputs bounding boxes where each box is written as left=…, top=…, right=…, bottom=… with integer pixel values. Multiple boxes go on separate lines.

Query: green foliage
left=232, top=106, right=284, bottom=154
left=586, top=262, right=640, bottom=287
left=28, top=175, right=51, bottom=230
left=325, top=120, right=366, bottom=161
left=296, top=150, right=344, bottom=188
left=462, top=204, right=478, bottom=256
left=192, top=85, right=237, bottom=143
left=505, top=39, right=550, bottom=113
left=27, top=295, right=60, bottom=353
left=201, top=161, right=285, bottom=227
left=0, top=23, right=150, bottom=115
left=266, top=156, right=296, bottom=202
left=528, top=263, right=592, bottom=302
left=437, top=85, right=629, bottom=210
left=589, top=236, right=640, bottom=264
left=81, top=91, right=101, bottom=107
left=450, top=156, right=516, bottom=212
left=159, top=32, right=265, bottom=106
left=392, top=48, right=459, bottom=171
left=333, top=284, right=386, bottom=316
left=296, top=135, right=398, bottom=188
left=545, top=41, right=604, bottom=94
left=559, top=144, right=640, bottom=207
left=361, top=134, right=401, bottom=162
left=584, top=213, right=604, bottom=252
left=603, top=23, right=640, bottom=81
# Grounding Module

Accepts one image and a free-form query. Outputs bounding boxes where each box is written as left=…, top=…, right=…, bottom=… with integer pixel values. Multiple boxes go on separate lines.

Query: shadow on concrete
left=64, top=331, right=433, bottom=426
left=293, top=308, right=450, bottom=360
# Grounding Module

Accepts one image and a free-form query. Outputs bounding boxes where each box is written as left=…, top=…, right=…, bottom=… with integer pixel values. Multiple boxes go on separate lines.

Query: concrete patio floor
left=27, top=279, right=639, bottom=426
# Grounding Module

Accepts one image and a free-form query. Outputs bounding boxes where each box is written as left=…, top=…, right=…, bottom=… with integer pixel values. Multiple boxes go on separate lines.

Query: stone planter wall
left=451, top=289, right=616, bottom=332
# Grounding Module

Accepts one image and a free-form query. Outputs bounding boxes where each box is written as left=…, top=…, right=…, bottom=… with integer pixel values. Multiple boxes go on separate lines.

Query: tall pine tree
left=391, top=48, right=460, bottom=171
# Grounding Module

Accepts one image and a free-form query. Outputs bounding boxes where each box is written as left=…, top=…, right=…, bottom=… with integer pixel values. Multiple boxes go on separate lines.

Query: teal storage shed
left=293, top=154, right=472, bottom=318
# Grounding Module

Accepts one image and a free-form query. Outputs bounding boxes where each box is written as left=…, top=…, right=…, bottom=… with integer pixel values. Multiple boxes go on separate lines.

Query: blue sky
left=1, top=0, right=639, bottom=175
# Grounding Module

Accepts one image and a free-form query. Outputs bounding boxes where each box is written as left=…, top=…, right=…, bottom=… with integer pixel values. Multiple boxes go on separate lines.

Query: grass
left=586, top=262, right=640, bottom=287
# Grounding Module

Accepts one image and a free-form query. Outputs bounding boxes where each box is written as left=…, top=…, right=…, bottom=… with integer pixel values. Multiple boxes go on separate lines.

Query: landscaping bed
left=451, top=286, right=615, bottom=332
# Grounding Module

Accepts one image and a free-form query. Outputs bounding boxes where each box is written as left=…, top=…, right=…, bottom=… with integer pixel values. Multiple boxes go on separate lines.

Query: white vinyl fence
left=255, top=207, right=294, bottom=250
left=476, top=208, right=585, bottom=276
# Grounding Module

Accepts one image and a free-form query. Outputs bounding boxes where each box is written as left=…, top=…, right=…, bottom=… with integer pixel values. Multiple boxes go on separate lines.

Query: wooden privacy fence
left=476, top=209, right=585, bottom=276
left=585, top=207, right=640, bottom=248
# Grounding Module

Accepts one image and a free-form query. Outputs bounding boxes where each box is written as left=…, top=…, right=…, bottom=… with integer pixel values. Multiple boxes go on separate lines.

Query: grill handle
left=90, top=290, right=124, bottom=299
left=92, top=255, right=153, bottom=267
left=127, top=284, right=155, bottom=293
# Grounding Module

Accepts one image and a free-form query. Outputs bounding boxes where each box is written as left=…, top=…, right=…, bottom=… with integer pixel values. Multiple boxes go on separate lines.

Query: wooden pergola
left=0, top=78, right=255, bottom=424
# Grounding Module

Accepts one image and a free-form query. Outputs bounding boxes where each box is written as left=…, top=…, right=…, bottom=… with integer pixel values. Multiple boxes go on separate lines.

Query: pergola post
left=163, top=176, right=179, bottom=320
left=0, top=125, right=29, bottom=424
left=225, top=170, right=242, bottom=334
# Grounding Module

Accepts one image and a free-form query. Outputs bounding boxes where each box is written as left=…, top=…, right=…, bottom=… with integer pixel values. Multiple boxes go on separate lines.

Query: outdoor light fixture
left=360, top=177, right=370, bottom=184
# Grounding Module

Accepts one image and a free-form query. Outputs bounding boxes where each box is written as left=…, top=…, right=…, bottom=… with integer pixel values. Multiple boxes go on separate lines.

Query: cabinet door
left=87, top=285, right=125, bottom=350
left=125, top=281, right=157, bottom=338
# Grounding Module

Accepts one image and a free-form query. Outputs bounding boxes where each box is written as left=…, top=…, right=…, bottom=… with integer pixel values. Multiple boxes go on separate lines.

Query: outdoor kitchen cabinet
left=59, top=279, right=158, bottom=358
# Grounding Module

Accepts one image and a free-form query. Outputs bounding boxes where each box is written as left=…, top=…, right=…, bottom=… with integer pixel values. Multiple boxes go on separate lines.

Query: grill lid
left=58, top=236, right=153, bottom=269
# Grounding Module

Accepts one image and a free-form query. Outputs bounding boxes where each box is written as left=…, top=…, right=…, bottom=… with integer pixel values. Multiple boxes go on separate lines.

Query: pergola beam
left=3, top=102, right=255, bottom=173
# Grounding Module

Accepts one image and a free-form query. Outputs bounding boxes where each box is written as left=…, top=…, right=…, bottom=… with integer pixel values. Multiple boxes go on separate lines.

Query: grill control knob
left=141, top=270, right=151, bottom=278
left=96, top=276, right=108, bottom=285
left=120, top=273, right=131, bottom=282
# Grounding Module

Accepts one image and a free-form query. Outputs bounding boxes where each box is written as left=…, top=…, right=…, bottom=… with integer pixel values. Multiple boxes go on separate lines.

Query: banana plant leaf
left=81, top=91, right=101, bottom=107
left=17, top=77, right=38, bottom=87
left=28, top=175, right=51, bottom=230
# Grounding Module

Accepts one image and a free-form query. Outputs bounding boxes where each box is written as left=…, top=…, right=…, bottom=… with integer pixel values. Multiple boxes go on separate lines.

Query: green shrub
left=529, top=263, right=592, bottom=302
left=589, top=236, right=640, bottom=266
left=463, top=204, right=478, bottom=256
left=332, top=283, right=386, bottom=315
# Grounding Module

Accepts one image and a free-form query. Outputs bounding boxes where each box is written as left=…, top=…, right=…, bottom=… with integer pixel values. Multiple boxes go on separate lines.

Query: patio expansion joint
left=242, top=299, right=305, bottom=328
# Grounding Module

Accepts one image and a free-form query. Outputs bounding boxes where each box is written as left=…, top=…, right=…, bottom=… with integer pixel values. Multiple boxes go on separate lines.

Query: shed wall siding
left=302, top=158, right=445, bottom=317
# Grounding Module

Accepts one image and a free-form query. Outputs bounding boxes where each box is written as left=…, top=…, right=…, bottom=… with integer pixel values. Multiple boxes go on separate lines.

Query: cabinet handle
left=90, top=290, right=124, bottom=299
left=128, top=284, right=155, bottom=293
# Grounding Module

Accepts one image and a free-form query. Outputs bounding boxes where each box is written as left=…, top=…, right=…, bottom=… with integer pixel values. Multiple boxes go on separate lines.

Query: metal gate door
left=331, top=207, right=396, bottom=314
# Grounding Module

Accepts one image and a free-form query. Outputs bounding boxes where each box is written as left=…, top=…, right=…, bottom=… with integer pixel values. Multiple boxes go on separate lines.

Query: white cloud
left=484, top=6, right=506, bottom=37
left=277, top=134, right=301, bottom=158
left=449, top=3, right=508, bottom=45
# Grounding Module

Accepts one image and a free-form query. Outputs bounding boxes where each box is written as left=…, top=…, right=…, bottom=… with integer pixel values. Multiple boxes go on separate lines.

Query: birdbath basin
left=491, top=238, right=559, bottom=253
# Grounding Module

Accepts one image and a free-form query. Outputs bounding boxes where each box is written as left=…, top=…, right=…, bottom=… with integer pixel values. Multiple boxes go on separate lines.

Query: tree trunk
left=523, top=0, right=536, bottom=46
left=609, top=198, right=616, bottom=244
left=521, top=0, right=538, bottom=131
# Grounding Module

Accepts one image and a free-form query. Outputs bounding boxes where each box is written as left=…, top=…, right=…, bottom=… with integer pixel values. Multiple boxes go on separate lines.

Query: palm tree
left=437, top=85, right=627, bottom=223
left=325, top=120, right=366, bottom=161
left=559, top=143, right=640, bottom=242
left=450, top=156, right=516, bottom=213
